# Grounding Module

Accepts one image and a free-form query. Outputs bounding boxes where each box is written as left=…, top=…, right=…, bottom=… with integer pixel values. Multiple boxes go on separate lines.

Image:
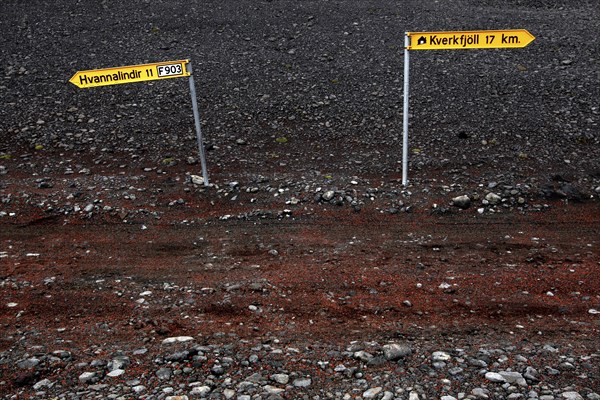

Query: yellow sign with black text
left=407, top=29, right=535, bottom=50
left=69, top=60, right=190, bottom=88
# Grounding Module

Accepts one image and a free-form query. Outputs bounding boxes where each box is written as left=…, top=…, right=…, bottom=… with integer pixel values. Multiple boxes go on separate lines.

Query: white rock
left=499, top=371, right=527, bottom=386
left=353, top=350, right=374, bottom=362
left=363, top=387, right=383, bottom=399
left=561, top=392, right=583, bottom=400
left=264, top=385, right=285, bottom=395
left=292, top=377, right=311, bottom=387
left=452, top=195, right=471, bottom=209
left=107, top=369, right=125, bottom=377
left=132, top=385, right=146, bottom=393
left=485, top=371, right=505, bottom=382
left=162, top=336, right=194, bottom=344
left=191, top=175, right=204, bottom=185
left=33, top=378, right=53, bottom=390
left=485, top=192, right=502, bottom=205
left=322, top=190, right=335, bottom=201
left=190, top=386, right=211, bottom=396
left=270, top=373, right=289, bottom=384
left=432, top=351, right=451, bottom=361
left=383, top=343, right=412, bottom=360
left=78, top=372, right=96, bottom=383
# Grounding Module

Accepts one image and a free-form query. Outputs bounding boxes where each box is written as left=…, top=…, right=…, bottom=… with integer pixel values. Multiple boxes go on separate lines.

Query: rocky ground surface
left=1, top=0, right=599, bottom=399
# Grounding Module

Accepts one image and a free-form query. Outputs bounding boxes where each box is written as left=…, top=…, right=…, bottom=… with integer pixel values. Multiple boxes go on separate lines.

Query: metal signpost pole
left=402, top=33, right=410, bottom=187
left=187, top=62, right=210, bottom=186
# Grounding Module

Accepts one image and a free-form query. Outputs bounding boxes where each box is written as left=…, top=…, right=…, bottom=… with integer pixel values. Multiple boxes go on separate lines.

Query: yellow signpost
left=407, top=29, right=535, bottom=51
left=69, top=59, right=209, bottom=185
left=401, top=29, right=535, bottom=186
left=69, top=60, right=190, bottom=89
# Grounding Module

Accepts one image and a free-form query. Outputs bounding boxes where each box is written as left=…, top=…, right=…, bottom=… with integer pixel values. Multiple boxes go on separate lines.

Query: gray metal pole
left=402, top=33, right=410, bottom=187
left=187, top=62, right=209, bottom=186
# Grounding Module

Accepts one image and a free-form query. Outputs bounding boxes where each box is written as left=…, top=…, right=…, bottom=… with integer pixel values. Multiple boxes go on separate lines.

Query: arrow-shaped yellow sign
left=69, top=60, right=190, bottom=89
left=407, top=29, right=535, bottom=50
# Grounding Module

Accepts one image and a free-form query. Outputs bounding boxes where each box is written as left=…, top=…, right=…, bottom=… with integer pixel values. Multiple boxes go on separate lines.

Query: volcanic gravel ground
left=1, top=0, right=600, bottom=399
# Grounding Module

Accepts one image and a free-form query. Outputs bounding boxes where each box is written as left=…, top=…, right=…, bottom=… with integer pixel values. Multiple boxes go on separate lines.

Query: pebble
left=561, top=393, right=583, bottom=400
left=485, top=192, right=502, bottom=205
left=293, top=377, right=312, bottom=387
left=190, top=385, right=211, bottom=396
left=270, top=373, right=289, bottom=384
left=432, top=351, right=452, bottom=361
left=162, top=336, right=195, bottom=344
left=363, top=387, right=383, bottom=398
left=106, top=369, right=125, bottom=377
left=79, top=371, right=96, bottom=383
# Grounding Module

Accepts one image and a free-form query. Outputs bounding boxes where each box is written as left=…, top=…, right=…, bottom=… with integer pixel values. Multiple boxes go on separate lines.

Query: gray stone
left=109, top=355, right=130, bottom=371
left=161, top=336, right=194, bottom=344
left=472, top=388, right=490, bottom=398
left=264, top=385, right=285, bottom=395
left=524, top=366, right=540, bottom=382
left=322, top=190, right=335, bottom=201
left=485, top=192, right=502, bottom=205
left=270, top=373, right=289, bottom=384
left=432, top=351, right=452, bottom=362
left=132, top=385, right=146, bottom=394
left=382, top=343, right=412, bottom=360
left=452, top=195, right=471, bottom=209
left=353, top=350, right=374, bottom=362
left=191, top=175, right=204, bottom=185
left=78, top=372, right=96, bottom=384
left=17, top=358, right=40, bottom=369
left=561, top=393, right=583, bottom=400
left=166, top=350, right=190, bottom=362
left=292, top=377, right=312, bottom=387
left=485, top=372, right=505, bottom=382
left=499, top=371, right=527, bottom=386
left=190, top=386, right=211, bottom=396
left=107, top=369, right=125, bottom=377
left=363, top=387, right=383, bottom=399
left=156, top=367, right=172, bottom=380
left=33, top=378, right=53, bottom=390
left=382, top=392, right=394, bottom=400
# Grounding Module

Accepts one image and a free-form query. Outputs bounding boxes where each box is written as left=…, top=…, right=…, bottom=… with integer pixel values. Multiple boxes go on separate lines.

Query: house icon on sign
left=417, top=36, right=427, bottom=45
